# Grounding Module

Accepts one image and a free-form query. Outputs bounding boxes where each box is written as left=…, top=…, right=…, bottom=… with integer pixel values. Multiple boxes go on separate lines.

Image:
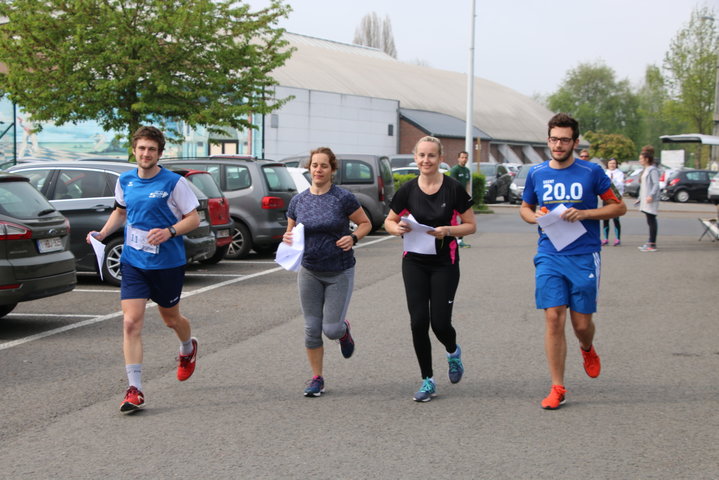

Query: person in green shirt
left=449, top=151, right=472, bottom=247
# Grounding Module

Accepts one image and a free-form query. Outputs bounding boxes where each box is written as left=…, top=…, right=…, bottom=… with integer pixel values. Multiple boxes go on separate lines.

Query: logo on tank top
left=149, top=190, right=169, bottom=199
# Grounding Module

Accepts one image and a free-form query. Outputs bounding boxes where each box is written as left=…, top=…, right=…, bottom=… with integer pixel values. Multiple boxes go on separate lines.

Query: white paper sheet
left=89, top=234, right=106, bottom=281
left=274, top=223, right=305, bottom=272
left=535, top=204, right=587, bottom=252
left=401, top=215, right=436, bottom=255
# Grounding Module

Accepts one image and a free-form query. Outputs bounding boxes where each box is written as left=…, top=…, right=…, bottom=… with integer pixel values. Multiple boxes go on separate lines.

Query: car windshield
left=0, top=180, right=55, bottom=219
left=262, top=165, right=296, bottom=192
left=515, top=165, right=529, bottom=179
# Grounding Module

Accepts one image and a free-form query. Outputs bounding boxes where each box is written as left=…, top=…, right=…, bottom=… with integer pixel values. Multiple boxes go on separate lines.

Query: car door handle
left=93, top=204, right=110, bottom=211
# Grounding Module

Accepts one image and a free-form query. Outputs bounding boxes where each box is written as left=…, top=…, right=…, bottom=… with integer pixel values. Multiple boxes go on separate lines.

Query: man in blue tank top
left=520, top=113, right=626, bottom=410
left=87, top=126, right=201, bottom=414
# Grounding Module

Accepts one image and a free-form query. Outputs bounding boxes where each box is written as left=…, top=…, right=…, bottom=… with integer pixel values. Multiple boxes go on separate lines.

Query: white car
left=287, top=167, right=310, bottom=192
left=708, top=171, right=719, bottom=205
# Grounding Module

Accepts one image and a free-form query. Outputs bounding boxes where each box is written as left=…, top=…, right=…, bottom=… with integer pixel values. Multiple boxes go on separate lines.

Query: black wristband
left=168, top=226, right=177, bottom=237
left=351, top=233, right=358, bottom=245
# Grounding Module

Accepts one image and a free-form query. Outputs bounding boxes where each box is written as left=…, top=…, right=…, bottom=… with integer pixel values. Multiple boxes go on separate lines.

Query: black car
left=8, top=161, right=216, bottom=286
left=662, top=169, right=714, bottom=203
left=476, top=163, right=513, bottom=204
left=0, top=172, right=76, bottom=318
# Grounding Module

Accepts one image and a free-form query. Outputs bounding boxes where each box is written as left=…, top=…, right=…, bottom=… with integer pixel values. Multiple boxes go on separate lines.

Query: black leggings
left=402, top=256, right=460, bottom=379
left=644, top=212, right=658, bottom=244
left=602, top=217, right=621, bottom=240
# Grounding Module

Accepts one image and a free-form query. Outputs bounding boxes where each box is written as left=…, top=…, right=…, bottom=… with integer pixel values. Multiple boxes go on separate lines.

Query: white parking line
left=0, top=235, right=394, bottom=351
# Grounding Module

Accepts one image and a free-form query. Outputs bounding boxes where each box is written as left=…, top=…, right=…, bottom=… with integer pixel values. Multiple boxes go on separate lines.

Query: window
left=341, top=160, right=373, bottom=184
left=226, top=165, right=251, bottom=191
left=54, top=170, right=111, bottom=200
left=262, top=165, right=295, bottom=192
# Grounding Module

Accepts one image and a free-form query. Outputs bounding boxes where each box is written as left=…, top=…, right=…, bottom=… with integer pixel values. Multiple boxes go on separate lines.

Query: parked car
left=475, top=163, right=513, bottom=203
left=392, top=166, right=420, bottom=176
left=286, top=167, right=310, bottom=193
left=160, top=156, right=296, bottom=258
left=163, top=166, right=233, bottom=265
left=507, top=164, right=528, bottom=204
left=623, top=169, right=642, bottom=198
left=708, top=172, right=719, bottom=205
left=662, top=169, right=714, bottom=203
left=281, top=153, right=395, bottom=232
left=8, top=161, right=216, bottom=286
left=388, top=154, right=415, bottom=170
left=0, top=172, right=76, bottom=318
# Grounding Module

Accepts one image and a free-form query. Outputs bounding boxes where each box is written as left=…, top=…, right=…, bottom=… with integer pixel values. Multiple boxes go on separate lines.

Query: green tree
left=636, top=65, right=687, bottom=148
left=584, top=131, right=636, bottom=162
left=0, top=0, right=293, bottom=148
left=547, top=62, right=640, bottom=143
left=663, top=5, right=717, bottom=135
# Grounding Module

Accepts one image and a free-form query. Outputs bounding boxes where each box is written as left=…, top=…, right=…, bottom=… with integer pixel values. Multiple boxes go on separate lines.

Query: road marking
left=0, top=235, right=395, bottom=351
left=4, top=313, right=99, bottom=318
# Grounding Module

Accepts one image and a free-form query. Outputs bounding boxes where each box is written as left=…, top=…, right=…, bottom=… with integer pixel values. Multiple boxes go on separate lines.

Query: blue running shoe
left=447, top=345, right=464, bottom=384
left=304, top=376, right=325, bottom=397
left=338, top=319, right=354, bottom=359
left=413, top=377, right=436, bottom=402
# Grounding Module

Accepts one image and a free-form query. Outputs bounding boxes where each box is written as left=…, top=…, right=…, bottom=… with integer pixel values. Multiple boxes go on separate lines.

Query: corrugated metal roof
left=400, top=108, right=491, bottom=140
left=272, top=33, right=555, bottom=144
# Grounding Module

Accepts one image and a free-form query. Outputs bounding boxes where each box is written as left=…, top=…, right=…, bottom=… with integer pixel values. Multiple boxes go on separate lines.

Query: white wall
left=261, top=86, right=399, bottom=160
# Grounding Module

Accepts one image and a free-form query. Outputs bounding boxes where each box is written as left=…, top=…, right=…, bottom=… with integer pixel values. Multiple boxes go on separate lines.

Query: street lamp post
left=702, top=15, right=719, bottom=166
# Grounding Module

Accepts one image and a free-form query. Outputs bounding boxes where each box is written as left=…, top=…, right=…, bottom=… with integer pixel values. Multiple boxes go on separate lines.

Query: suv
left=281, top=154, right=395, bottom=232
left=160, top=156, right=296, bottom=258
left=164, top=167, right=233, bottom=264
left=0, top=172, right=76, bottom=318
left=8, top=161, right=216, bottom=286
left=662, top=169, right=714, bottom=203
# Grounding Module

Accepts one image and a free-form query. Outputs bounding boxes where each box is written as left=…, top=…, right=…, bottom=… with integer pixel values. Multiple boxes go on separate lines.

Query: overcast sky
left=246, top=0, right=713, bottom=98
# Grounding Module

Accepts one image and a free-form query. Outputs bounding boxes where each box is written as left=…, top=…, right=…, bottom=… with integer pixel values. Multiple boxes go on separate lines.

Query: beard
left=551, top=149, right=574, bottom=163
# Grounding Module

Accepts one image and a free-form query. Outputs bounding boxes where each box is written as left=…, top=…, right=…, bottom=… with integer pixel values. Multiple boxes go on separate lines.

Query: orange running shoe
left=581, top=345, right=601, bottom=378
left=177, top=337, right=198, bottom=381
left=541, top=385, right=567, bottom=410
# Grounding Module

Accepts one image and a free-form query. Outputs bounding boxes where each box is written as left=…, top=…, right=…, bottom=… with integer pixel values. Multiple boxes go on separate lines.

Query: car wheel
left=253, top=244, right=278, bottom=255
left=225, top=222, right=252, bottom=260
left=102, top=237, right=123, bottom=287
left=0, top=303, right=17, bottom=319
left=350, top=207, right=373, bottom=233
left=675, top=189, right=690, bottom=203
left=199, top=244, right=229, bottom=265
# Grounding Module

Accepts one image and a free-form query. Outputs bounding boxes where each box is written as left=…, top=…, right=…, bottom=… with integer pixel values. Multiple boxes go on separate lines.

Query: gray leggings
left=298, top=266, right=354, bottom=349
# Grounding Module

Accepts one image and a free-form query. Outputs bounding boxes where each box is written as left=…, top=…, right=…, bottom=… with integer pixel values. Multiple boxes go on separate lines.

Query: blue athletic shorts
left=534, top=252, right=601, bottom=314
left=120, top=263, right=185, bottom=308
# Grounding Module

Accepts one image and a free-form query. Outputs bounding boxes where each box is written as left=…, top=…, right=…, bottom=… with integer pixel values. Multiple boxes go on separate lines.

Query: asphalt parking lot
left=1, top=199, right=717, bottom=479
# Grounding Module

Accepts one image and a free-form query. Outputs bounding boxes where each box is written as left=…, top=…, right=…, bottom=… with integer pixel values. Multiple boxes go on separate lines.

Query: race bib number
left=127, top=225, right=159, bottom=254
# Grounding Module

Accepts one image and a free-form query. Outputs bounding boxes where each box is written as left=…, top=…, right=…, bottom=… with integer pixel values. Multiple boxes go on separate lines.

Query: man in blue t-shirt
left=519, top=113, right=626, bottom=410
left=87, top=126, right=201, bottom=414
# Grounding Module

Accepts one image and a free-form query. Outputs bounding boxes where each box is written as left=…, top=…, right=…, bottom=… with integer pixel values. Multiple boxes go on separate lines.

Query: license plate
left=37, top=237, right=63, bottom=253
left=216, top=229, right=230, bottom=239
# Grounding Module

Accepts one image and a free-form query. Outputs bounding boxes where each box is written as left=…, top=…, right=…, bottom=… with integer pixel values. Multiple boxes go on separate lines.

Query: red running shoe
left=581, top=345, right=601, bottom=378
left=177, top=337, right=198, bottom=381
left=120, top=386, right=145, bottom=414
left=541, top=385, right=567, bottom=410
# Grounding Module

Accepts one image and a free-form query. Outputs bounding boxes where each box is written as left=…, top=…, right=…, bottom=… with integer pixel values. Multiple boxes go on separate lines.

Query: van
left=281, top=154, right=395, bottom=232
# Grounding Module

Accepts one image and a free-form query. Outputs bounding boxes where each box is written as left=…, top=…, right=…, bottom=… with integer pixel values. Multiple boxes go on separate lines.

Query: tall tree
left=663, top=5, right=717, bottom=135
left=0, top=0, right=293, bottom=146
left=583, top=131, right=636, bottom=162
left=353, top=12, right=397, bottom=58
left=547, top=62, right=640, bottom=144
left=636, top=65, right=687, bottom=149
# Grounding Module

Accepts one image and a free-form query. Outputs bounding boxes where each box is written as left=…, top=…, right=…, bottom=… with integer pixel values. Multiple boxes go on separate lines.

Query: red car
left=167, top=167, right=233, bottom=264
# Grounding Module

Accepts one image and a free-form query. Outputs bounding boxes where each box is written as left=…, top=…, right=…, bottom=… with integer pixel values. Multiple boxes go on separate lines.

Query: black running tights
left=402, top=257, right=460, bottom=379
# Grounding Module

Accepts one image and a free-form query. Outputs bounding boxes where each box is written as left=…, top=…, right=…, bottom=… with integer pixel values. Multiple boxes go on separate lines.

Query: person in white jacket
left=637, top=146, right=660, bottom=252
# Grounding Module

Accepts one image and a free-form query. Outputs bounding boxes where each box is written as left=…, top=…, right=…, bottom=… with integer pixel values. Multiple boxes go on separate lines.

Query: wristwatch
left=168, top=226, right=177, bottom=237
left=351, top=233, right=358, bottom=245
